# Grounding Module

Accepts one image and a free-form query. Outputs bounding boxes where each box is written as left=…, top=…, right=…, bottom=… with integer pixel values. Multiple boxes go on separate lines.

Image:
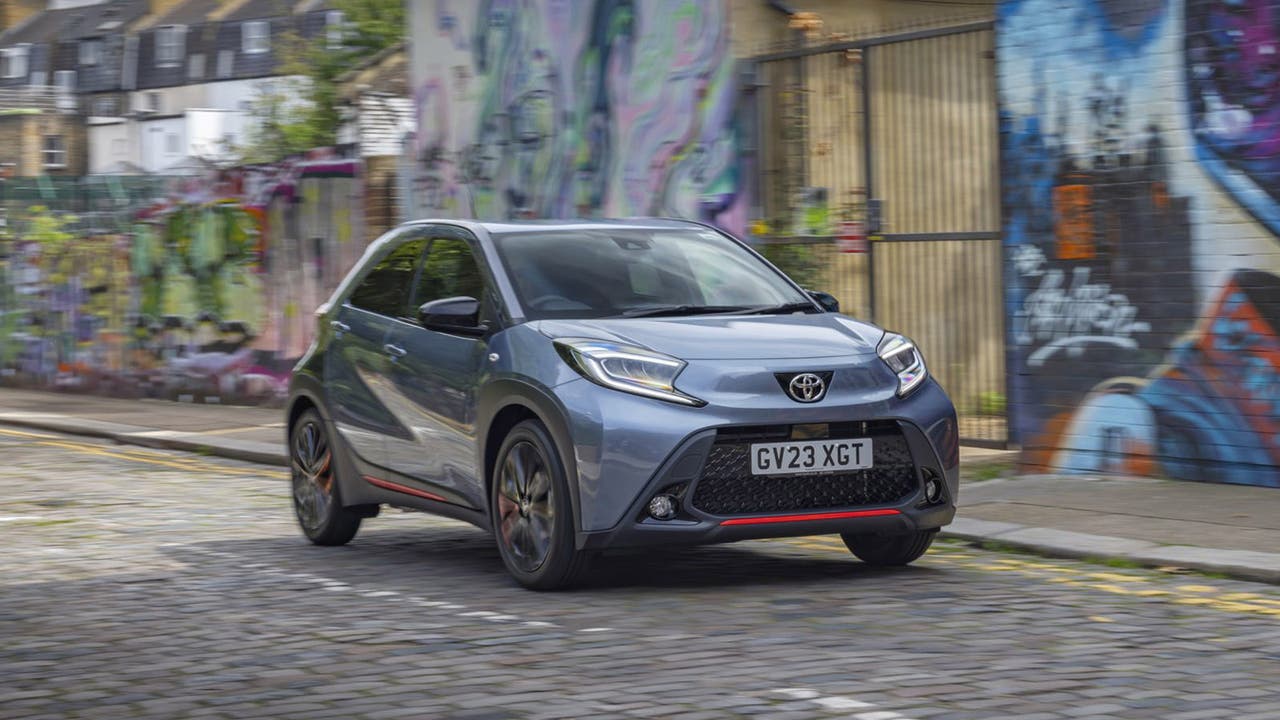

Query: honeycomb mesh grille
left=691, top=428, right=917, bottom=516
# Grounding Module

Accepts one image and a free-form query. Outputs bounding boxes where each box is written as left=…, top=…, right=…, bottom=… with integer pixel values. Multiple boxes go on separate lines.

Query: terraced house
left=0, top=0, right=349, bottom=176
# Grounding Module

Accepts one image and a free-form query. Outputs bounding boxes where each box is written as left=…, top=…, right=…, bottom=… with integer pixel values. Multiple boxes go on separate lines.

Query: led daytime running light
left=556, top=338, right=705, bottom=407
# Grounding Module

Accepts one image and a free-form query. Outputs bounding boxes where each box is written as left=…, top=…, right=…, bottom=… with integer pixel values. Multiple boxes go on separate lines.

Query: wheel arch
left=478, top=379, right=582, bottom=536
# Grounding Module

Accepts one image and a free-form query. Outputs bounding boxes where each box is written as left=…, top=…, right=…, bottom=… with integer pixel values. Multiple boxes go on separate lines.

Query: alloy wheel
left=292, top=419, right=333, bottom=532
left=496, top=440, right=555, bottom=573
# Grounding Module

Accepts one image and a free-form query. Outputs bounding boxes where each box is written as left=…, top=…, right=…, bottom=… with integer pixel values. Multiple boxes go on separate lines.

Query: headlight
left=554, top=338, right=704, bottom=407
left=878, top=332, right=927, bottom=396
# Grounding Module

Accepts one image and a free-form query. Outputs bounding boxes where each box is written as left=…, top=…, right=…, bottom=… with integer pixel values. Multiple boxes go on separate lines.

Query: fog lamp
left=925, top=478, right=942, bottom=503
left=648, top=494, right=678, bottom=520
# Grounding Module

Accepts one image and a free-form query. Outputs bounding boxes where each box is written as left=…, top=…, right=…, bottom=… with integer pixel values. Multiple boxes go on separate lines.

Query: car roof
left=400, top=218, right=707, bottom=235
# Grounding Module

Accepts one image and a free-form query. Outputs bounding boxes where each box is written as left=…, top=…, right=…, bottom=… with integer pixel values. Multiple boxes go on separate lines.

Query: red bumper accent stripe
left=363, top=476, right=448, bottom=503
left=719, top=508, right=902, bottom=526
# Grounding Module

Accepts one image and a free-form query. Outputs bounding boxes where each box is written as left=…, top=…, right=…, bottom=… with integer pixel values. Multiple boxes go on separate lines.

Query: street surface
left=3, top=426, right=1280, bottom=719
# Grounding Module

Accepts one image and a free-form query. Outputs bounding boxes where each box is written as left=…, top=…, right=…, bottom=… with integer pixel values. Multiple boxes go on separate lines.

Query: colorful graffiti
left=1000, top=0, right=1280, bottom=486
left=0, top=154, right=365, bottom=405
left=403, top=0, right=746, bottom=233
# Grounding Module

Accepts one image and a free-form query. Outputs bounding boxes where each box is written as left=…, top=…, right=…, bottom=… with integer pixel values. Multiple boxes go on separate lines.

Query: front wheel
left=841, top=529, right=937, bottom=566
left=490, top=419, right=590, bottom=590
left=290, top=409, right=362, bottom=546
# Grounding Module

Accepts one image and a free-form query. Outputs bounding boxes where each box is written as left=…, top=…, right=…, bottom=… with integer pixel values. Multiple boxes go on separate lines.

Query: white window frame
left=242, top=21, right=270, bottom=55
left=216, top=49, right=234, bottom=78
left=54, top=70, right=76, bottom=92
left=79, top=38, right=102, bottom=66
left=2, top=45, right=30, bottom=79
left=187, top=53, right=205, bottom=80
left=43, top=136, right=67, bottom=169
left=326, top=11, right=345, bottom=49
left=155, top=25, right=185, bottom=67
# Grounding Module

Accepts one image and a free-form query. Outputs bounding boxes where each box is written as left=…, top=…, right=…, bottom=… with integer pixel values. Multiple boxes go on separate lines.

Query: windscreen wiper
left=740, top=301, right=819, bottom=315
left=620, top=304, right=752, bottom=318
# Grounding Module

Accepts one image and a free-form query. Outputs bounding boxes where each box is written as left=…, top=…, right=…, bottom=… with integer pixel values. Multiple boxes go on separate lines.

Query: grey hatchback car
left=286, top=219, right=959, bottom=589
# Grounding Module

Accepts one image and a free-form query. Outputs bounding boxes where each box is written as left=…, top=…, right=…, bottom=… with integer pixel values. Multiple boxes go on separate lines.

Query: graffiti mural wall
left=403, top=0, right=746, bottom=233
left=1000, top=0, right=1280, bottom=486
left=0, top=157, right=365, bottom=406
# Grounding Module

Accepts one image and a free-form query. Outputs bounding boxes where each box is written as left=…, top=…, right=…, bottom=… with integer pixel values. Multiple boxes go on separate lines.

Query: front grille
left=690, top=424, right=917, bottom=516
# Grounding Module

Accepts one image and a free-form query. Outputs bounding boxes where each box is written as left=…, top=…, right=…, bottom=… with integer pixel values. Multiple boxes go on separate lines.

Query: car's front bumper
left=555, top=375, right=959, bottom=549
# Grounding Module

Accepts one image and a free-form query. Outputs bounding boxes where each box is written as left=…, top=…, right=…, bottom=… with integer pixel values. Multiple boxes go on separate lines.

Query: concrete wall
left=1000, top=0, right=1280, bottom=486
left=88, top=119, right=133, bottom=173
left=138, top=115, right=185, bottom=172
left=403, top=0, right=747, bottom=232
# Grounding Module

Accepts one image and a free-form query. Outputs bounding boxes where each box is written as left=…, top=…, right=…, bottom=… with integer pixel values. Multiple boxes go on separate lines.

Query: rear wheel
left=841, top=529, right=937, bottom=566
left=491, top=419, right=589, bottom=590
left=290, top=409, right=362, bottom=546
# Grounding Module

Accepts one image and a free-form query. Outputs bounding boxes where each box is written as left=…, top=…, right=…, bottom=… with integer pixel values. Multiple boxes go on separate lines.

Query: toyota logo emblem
left=787, top=373, right=827, bottom=403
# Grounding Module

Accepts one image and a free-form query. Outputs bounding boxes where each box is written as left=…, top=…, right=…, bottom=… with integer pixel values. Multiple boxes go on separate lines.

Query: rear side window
left=347, top=239, right=427, bottom=318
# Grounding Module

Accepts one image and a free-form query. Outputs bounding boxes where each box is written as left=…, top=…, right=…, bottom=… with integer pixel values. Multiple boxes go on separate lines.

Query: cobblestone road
left=3, top=426, right=1280, bottom=720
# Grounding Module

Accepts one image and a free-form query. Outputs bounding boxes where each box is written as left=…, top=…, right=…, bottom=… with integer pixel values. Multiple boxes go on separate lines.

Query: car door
left=382, top=227, right=493, bottom=508
left=322, top=235, right=429, bottom=468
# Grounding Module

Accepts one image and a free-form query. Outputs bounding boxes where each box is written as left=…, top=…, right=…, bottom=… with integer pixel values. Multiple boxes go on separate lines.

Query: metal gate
left=747, top=20, right=1006, bottom=447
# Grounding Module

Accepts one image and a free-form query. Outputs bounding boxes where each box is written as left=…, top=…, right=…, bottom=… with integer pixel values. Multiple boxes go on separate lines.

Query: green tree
left=233, top=0, right=405, bottom=163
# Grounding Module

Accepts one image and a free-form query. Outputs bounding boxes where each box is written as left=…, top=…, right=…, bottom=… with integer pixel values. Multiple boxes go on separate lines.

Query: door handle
left=383, top=344, right=407, bottom=359
left=330, top=320, right=350, bottom=334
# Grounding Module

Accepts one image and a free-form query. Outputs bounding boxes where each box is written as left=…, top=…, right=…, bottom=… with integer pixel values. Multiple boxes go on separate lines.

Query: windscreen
left=490, top=228, right=810, bottom=320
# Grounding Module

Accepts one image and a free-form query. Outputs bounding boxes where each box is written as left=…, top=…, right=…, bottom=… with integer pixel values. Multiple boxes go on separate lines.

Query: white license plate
left=749, top=438, right=874, bottom=476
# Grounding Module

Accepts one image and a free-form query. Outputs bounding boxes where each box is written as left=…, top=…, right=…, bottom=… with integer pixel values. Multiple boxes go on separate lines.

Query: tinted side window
left=412, top=237, right=484, bottom=307
left=348, top=239, right=427, bottom=318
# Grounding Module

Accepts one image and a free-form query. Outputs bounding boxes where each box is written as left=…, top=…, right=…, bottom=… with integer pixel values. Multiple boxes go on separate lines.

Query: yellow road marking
left=769, top=536, right=1280, bottom=619
left=3, top=428, right=282, bottom=478
left=0, top=427, right=60, bottom=440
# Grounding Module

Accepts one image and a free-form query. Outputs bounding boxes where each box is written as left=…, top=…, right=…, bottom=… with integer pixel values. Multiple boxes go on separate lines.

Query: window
left=43, top=136, right=66, bottom=168
left=146, top=91, right=160, bottom=112
left=216, top=49, right=234, bottom=78
left=326, top=11, right=345, bottom=49
left=29, top=70, right=45, bottom=86
left=155, top=25, right=185, bottom=66
left=413, top=238, right=485, bottom=308
left=54, top=70, right=76, bottom=92
left=53, top=71, right=77, bottom=111
left=187, top=53, right=204, bottom=80
left=348, top=239, right=429, bottom=318
left=2, top=45, right=29, bottom=79
left=166, top=132, right=180, bottom=155
left=242, top=20, right=270, bottom=54
left=79, top=39, right=102, bottom=66
left=92, top=96, right=119, bottom=116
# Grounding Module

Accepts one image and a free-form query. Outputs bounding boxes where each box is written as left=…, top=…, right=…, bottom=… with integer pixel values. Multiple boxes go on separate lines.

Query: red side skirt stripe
left=363, top=475, right=448, bottom=503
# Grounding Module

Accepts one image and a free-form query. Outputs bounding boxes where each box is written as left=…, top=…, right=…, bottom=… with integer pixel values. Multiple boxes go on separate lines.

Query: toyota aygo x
left=287, top=219, right=959, bottom=589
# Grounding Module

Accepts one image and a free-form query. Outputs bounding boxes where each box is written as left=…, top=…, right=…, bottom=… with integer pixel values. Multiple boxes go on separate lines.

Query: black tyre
left=290, top=409, right=362, bottom=546
left=490, top=419, right=589, bottom=590
left=841, top=529, right=937, bottom=566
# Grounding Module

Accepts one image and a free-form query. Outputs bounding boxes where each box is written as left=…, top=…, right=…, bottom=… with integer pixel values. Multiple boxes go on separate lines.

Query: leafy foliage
left=760, top=242, right=823, bottom=290
left=233, top=0, right=405, bottom=163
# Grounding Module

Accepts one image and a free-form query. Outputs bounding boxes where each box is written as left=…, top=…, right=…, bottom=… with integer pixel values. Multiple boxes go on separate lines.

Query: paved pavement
left=2, top=388, right=1279, bottom=584
left=4, top=427, right=1280, bottom=719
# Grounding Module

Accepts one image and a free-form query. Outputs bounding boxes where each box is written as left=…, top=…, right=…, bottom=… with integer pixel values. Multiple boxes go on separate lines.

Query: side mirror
left=805, top=289, right=840, bottom=313
left=418, top=296, right=486, bottom=336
